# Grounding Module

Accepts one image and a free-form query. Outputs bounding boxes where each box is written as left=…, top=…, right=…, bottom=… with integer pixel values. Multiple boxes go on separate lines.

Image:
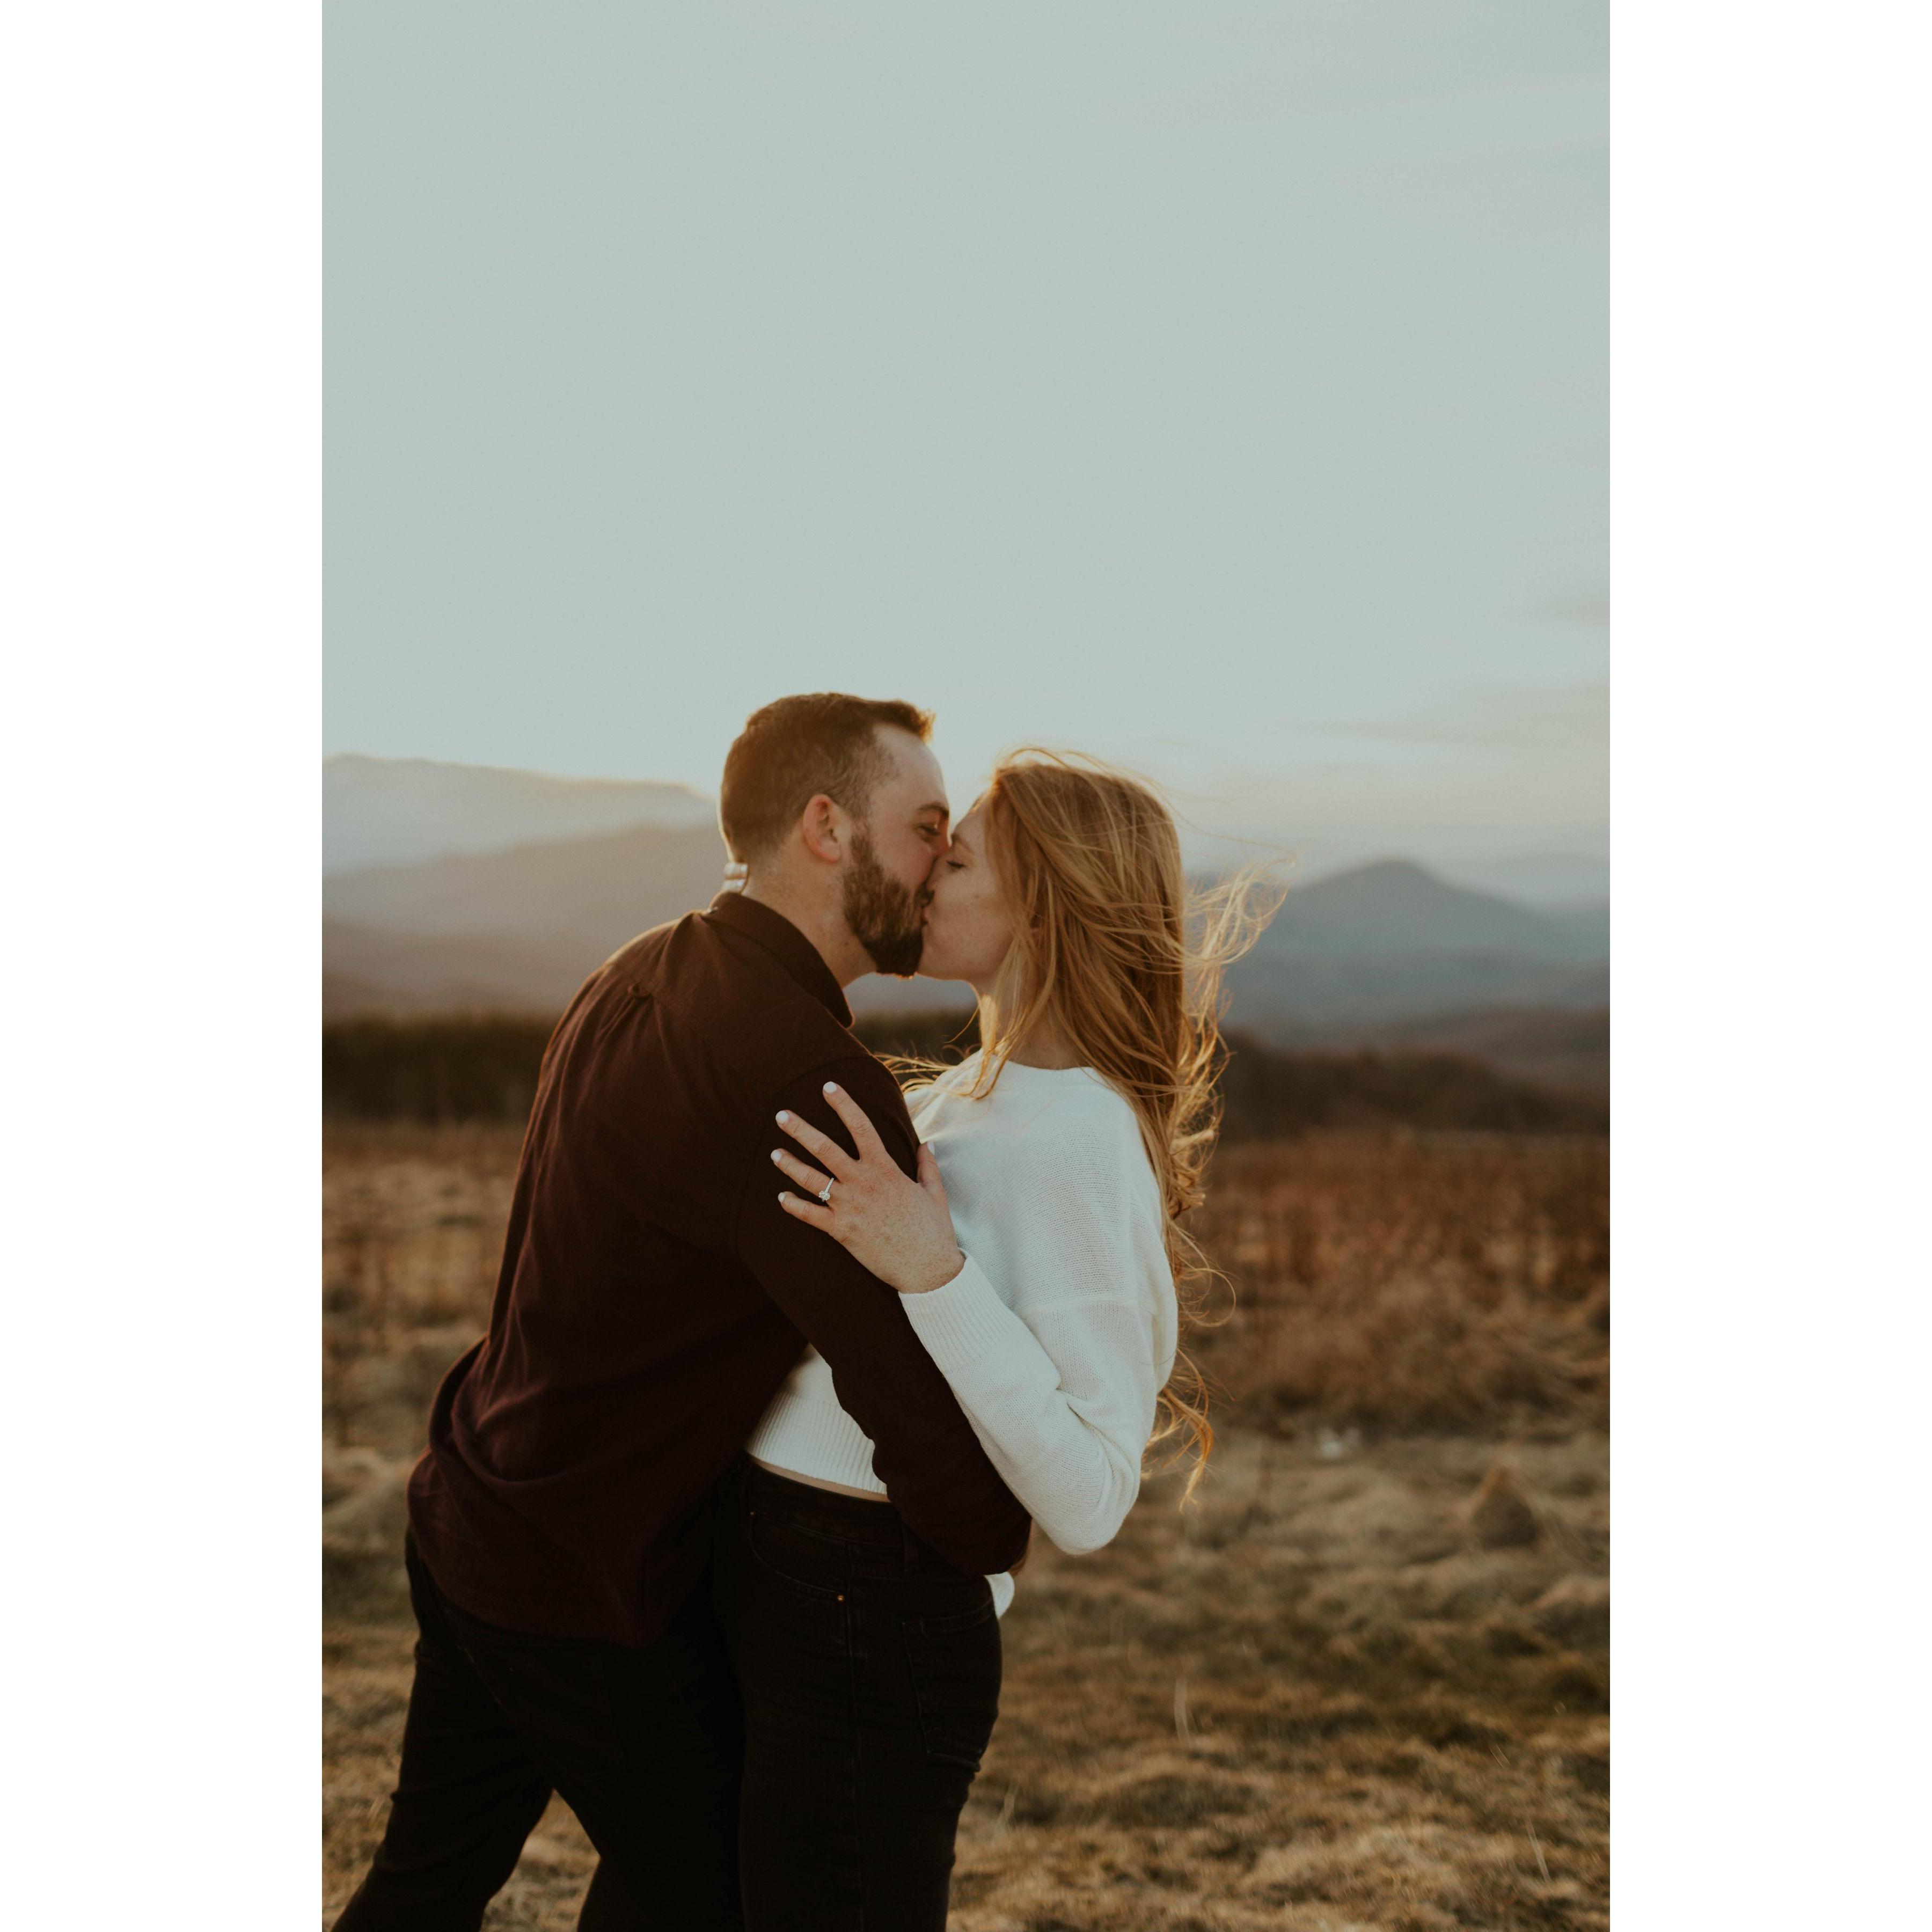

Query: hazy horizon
left=322, top=747, right=1607, bottom=905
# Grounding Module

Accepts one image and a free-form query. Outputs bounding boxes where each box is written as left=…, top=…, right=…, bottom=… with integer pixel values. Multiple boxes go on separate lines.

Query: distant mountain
left=1543, top=901, right=1611, bottom=955
left=1433, top=851, right=1610, bottom=909
left=1223, top=859, right=1609, bottom=1036
left=1256, top=860, right=1601, bottom=962
left=324, top=754, right=715, bottom=874
left=321, top=816, right=1611, bottom=1051
left=324, top=819, right=731, bottom=938
left=323, top=921, right=606, bottom=1019
left=323, top=821, right=734, bottom=1016
left=1311, top=1005, right=1609, bottom=1102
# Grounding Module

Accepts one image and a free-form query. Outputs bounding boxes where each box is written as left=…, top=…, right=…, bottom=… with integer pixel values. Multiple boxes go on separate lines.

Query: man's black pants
left=331, top=1537, right=743, bottom=1932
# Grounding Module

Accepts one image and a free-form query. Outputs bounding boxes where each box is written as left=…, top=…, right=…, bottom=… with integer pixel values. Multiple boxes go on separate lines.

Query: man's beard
left=842, top=825, right=926, bottom=977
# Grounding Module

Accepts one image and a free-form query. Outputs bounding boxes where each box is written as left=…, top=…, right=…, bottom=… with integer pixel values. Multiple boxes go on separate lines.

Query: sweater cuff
left=902, top=1254, right=1019, bottom=1370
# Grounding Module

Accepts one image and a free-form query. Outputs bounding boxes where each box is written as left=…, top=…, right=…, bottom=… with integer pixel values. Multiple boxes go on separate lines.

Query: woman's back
left=745, top=1052, right=1176, bottom=1600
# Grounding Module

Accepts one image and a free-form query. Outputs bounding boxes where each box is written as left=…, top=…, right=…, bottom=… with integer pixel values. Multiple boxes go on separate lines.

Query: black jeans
left=713, top=1459, right=1004, bottom=1932
left=331, top=1537, right=743, bottom=1932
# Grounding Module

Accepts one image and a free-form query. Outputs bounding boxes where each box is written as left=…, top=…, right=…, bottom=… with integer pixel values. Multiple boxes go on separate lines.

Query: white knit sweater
left=743, top=1053, right=1177, bottom=1615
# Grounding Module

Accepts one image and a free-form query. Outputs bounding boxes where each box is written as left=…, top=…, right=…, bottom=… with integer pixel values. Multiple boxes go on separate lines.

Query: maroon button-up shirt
left=406, top=891, right=1030, bottom=1646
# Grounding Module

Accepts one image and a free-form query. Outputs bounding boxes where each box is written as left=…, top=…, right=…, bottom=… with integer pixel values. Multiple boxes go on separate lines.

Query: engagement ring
left=817, top=1180, right=835, bottom=1205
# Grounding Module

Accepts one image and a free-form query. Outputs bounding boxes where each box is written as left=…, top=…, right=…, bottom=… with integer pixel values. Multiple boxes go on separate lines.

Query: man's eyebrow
left=915, top=801, right=951, bottom=823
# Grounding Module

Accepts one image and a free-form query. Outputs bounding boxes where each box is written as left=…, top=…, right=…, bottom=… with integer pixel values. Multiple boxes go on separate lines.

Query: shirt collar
left=704, top=891, right=853, bottom=1028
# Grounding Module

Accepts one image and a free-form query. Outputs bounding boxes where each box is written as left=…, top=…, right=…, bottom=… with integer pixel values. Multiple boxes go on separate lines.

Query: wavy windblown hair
left=930, top=749, right=1278, bottom=1494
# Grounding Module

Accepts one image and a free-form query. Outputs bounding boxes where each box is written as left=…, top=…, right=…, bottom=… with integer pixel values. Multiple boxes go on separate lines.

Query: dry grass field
left=324, top=1123, right=1608, bottom=1931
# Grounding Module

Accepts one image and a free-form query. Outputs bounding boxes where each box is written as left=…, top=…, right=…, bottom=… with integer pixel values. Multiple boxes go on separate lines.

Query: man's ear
left=798, top=794, right=845, bottom=866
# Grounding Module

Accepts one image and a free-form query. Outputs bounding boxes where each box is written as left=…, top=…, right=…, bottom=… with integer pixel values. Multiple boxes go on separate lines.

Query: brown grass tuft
left=1467, top=1458, right=1545, bottom=1549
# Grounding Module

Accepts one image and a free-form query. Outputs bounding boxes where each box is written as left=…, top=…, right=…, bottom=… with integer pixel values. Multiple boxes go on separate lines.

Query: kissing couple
left=332, top=692, right=1262, bottom=1931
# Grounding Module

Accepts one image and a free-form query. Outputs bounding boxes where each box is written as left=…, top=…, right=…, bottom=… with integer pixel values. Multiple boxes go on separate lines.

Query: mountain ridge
left=324, top=823, right=1608, bottom=1041
left=324, top=753, right=715, bottom=875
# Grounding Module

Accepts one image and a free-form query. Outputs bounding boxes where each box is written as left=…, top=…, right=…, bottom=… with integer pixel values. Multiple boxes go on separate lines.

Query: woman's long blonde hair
left=920, top=749, right=1276, bottom=1494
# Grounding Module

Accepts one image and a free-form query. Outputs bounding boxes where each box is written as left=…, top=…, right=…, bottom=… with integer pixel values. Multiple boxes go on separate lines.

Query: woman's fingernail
left=823, top=1082, right=839, bottom=1095
left=770, top=1150, right=782, bottom=1163
left=775, top=1110, right=791, bottom=1125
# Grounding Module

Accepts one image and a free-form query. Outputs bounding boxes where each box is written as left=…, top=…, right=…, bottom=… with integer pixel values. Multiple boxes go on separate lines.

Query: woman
left=714, top=749, right=1263, bottom=1931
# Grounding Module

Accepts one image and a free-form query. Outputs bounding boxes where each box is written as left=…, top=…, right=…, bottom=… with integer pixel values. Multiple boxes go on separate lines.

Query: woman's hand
left=772, top=1082, right=967, bottom=1296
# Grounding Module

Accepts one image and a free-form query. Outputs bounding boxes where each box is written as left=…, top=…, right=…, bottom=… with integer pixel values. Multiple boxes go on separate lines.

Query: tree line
left=323, top=1012, right=1607, bottom=1139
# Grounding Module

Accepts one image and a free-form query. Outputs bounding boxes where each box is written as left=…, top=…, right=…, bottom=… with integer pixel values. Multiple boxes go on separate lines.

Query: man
left=332, top=694, right=1031, bottom=1932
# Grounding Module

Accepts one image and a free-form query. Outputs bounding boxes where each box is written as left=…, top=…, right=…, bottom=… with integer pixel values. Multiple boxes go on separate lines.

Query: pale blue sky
left=326, top=2, right=1606, bottom=874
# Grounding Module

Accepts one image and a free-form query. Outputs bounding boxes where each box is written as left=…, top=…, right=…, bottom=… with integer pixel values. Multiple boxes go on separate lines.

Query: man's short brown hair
left=719, top=692, right=935, bottom=862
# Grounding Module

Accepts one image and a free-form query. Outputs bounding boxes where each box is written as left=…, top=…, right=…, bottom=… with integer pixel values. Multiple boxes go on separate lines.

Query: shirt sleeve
left=900, top=1114, right=1176, bottom=1557
left=731, top=1052, right=1033, bottom=1578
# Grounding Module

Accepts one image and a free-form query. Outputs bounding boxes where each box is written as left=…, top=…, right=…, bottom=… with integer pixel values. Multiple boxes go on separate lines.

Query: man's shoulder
left=711, top=993, right=897, bottom=1116
left=765, top=1031, right=909, bottom=1119
left=643, top=913, right=896, bottom=1110
left=575, top=915, right=686, bottom=1002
